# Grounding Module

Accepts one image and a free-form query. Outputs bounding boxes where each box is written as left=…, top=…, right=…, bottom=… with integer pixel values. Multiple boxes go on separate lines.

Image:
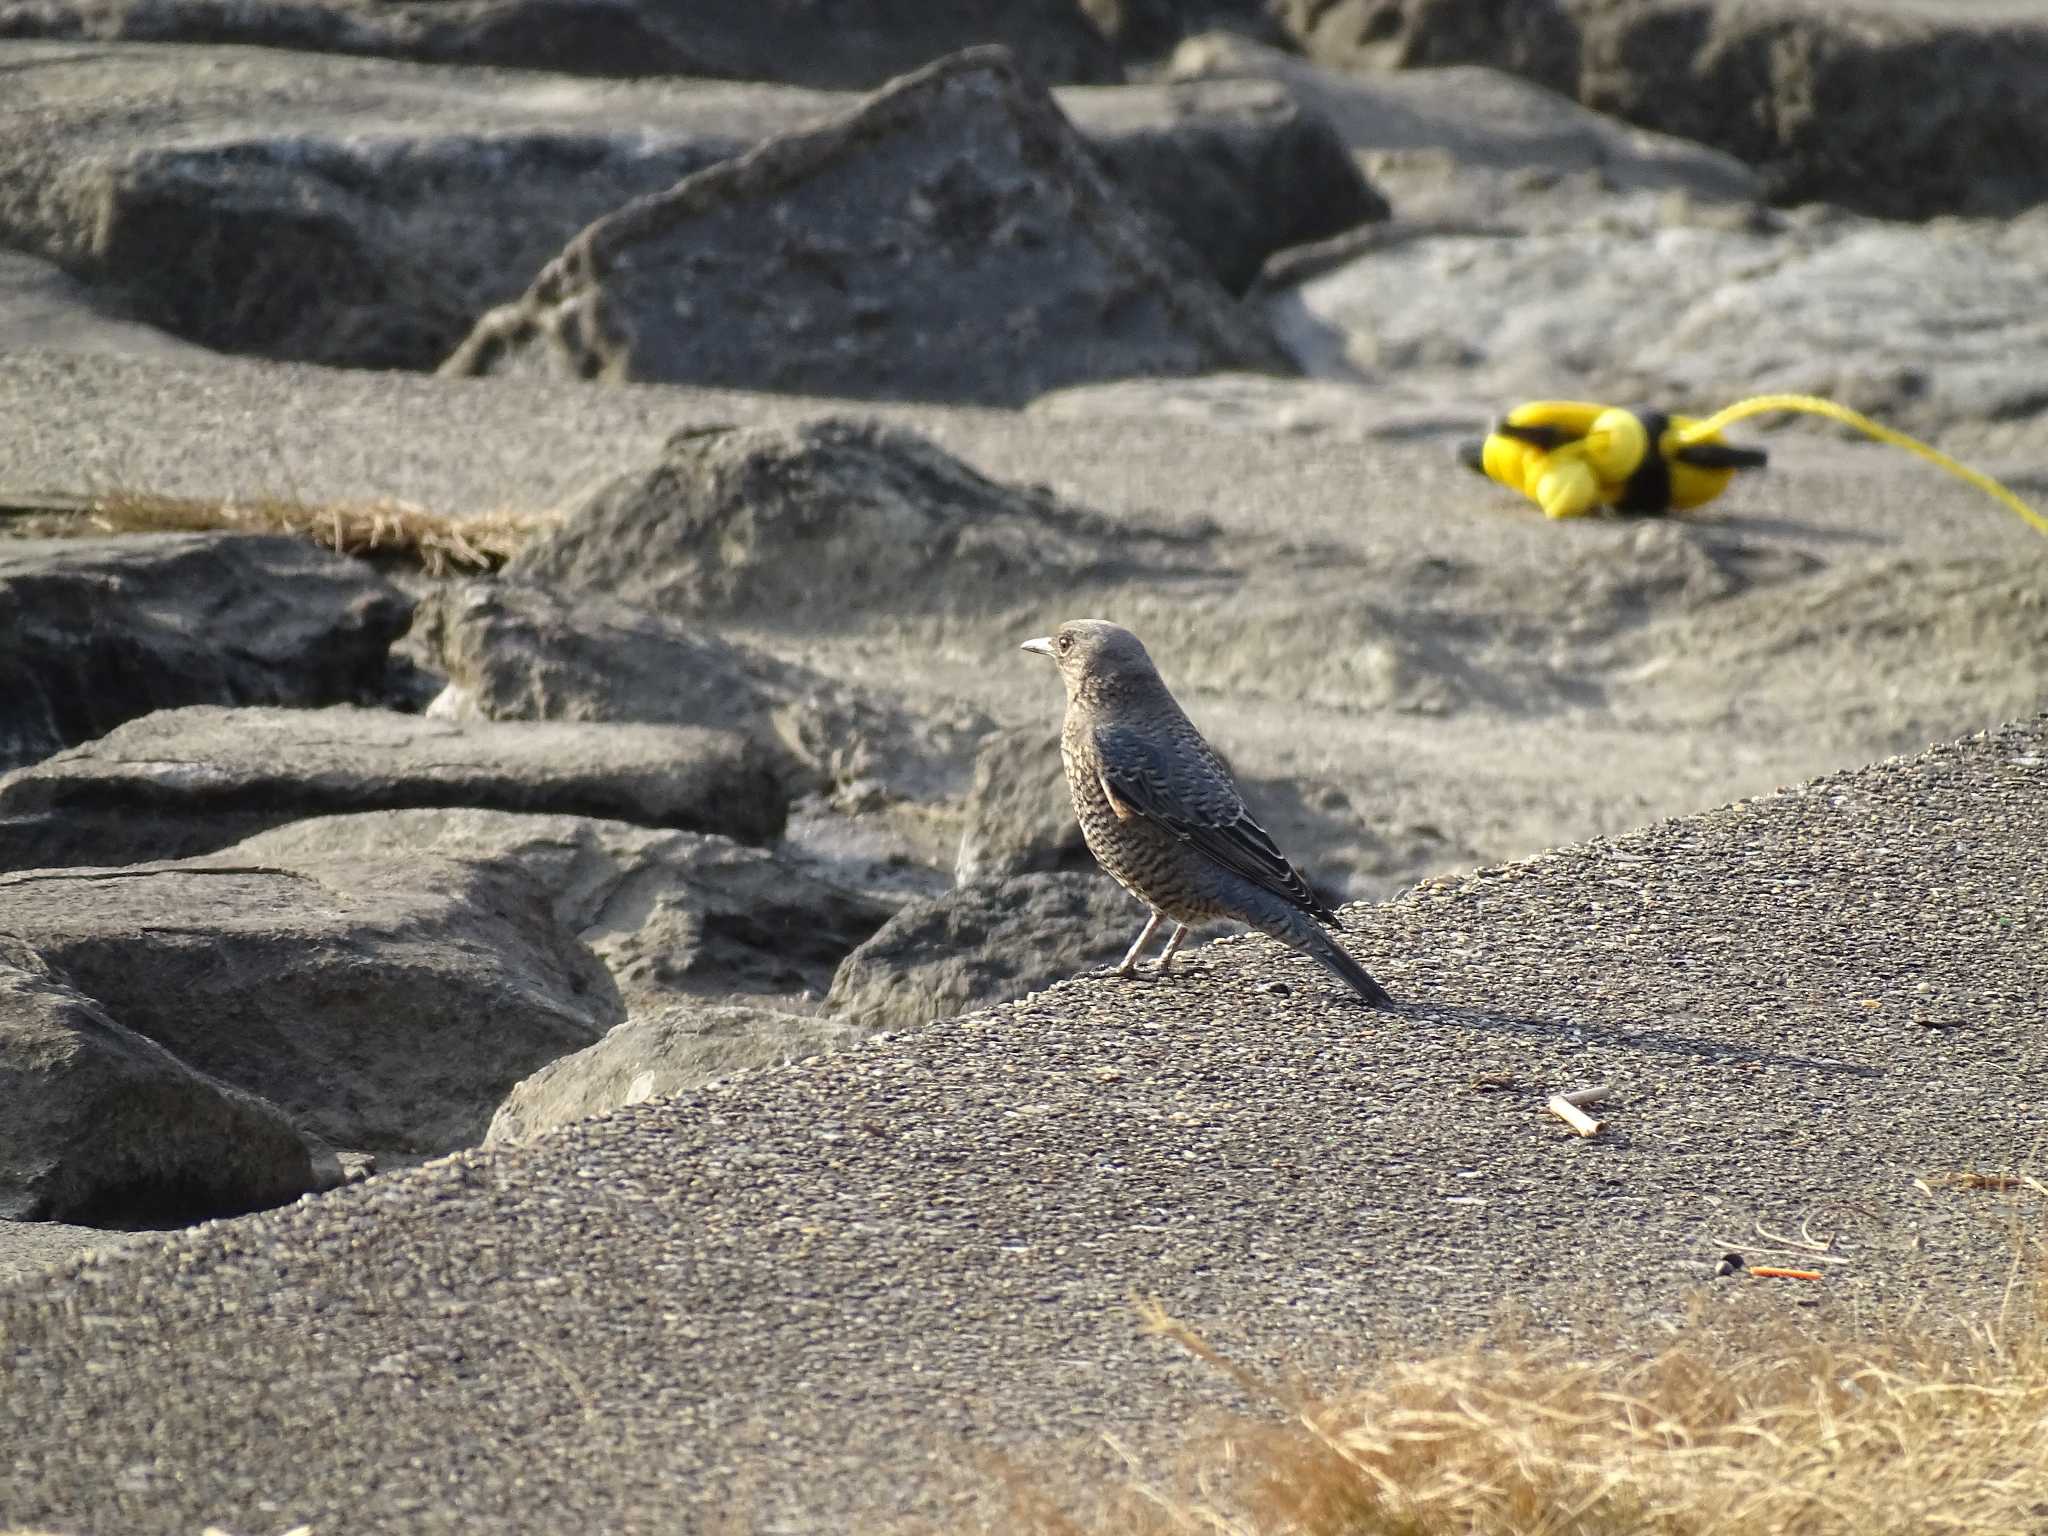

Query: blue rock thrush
left=1021, top=619, right=1392, bottom=1007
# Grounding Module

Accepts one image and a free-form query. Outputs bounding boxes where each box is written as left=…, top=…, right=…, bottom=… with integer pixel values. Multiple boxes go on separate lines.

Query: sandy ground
left=0, top=717, right=2041, bottom=1533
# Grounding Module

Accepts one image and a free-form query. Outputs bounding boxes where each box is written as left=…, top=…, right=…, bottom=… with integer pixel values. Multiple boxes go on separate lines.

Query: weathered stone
left=0, top=705, right=790, bottom=871
left=505, top=417, right=1222, bottom=629
left=1277, top=0, right=2048, bottom=220
left=229, top=809, right=895, bottom=1011
left=0, top=945, right=316, bottom=1226
left=485, top=1002, right=865, bottom=1144
left=0, top=0, right=1123, bottom=88
left=954, top=728, right=1089, bottom=884
left=1073, top=75, right=1387, bottom=292
left=1261, top=204, right=2048, bottom=451
left=444, top=49, right=1292, bottom=400
left=0, top=856, right=619, bottom=1154
left=1078, top=0, right=1291, bottom=59
left=0, top=535, right=410, bottom=773
left=823, top=872, right=1134, bottom=1031
left=1166, top=32, right=1756, bottom=226
left=0, top=247, right=212, bottom=360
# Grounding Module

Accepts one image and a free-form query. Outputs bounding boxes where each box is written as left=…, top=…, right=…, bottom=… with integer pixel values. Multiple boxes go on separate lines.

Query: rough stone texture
left=1079, top=0, right=1291, bottom=58
left=0, top=534, right=410, bottom=773
left=443, top=49, right=1293, bottom=400
left=0, top=705, right=789, bottom=871
left=408, top=579, right=986, bottom=797
left=0, top=42, right=1358, bottom=369
left=0, top=0, right=1124, bottom=88
left=1279, top=0, right=2048, bottom=219
left=954, top=727, right=1090, bottom=884
left=0, top=247, right=212, bottom=359
left=0, top=855, right=619, bottom=1154
left=0, top=721, right=2040, bottom=1533
left=0, top=945, right=316, bottom=1226
left=823, top=871, right=1136, bottom=1031
left=228, top=809, right=895, bottom=1011
left=1261, top=204, right=2048, bottom=452
left=1166, top=32, right=1757, bottom=226
left=505, top=417, right=1223, bottom=629
left=485, top=1002, right=867, bottom=1144
left=1074, top=76, right=1387, bottom=293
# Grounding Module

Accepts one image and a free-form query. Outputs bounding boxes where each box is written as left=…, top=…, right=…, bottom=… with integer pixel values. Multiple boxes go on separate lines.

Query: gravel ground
left=2, top=718, right=2042, bottom=1534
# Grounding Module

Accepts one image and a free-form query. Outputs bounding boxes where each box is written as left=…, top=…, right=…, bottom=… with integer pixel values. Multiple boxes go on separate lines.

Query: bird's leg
left=1116, top=912, right=1162, bottom=977
left=1153, top=924, right=1192, bottom=973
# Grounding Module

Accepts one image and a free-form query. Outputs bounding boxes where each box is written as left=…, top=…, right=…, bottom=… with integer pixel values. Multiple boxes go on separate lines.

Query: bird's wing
left=1092, top=721, right=1335, bottom=924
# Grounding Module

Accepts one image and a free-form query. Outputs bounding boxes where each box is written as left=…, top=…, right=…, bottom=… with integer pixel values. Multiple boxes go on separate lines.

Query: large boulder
left=0, top=534, right=409, bottom=773
left=1260, top=203, right=2048, bottom=450
left=1166, top=32, right=1756, bottom=226
left=0, top=945, right=316, bottom=1226
left=444, top=49, right=1292, bottom=401
left=953, top=728, right=1089, bottom=884
left=0, top=705, right=790, bottom=871
left=1277, top=0, right=2048, bottom=220
left=485, top=1002, right=866, bottom=1144
left=504, top=417, right=1224, bottom=629
left=0, top=0, right=1123, bottom=87
left=408, top=579, right=985, bottom=797
left=823, top=872, right=1135, bottom=1032
left=229, top=809, right=896, bottom=1011
left=0, top=856, right=620, bottom=1155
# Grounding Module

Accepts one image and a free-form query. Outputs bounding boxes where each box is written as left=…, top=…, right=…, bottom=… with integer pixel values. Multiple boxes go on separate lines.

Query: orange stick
left=1748, top=1267, right=1823, bottom=1281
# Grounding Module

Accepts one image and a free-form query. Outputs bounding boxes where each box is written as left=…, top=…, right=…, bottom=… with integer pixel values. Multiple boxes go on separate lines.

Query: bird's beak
left=1019, top=636, right=1054, bottom=657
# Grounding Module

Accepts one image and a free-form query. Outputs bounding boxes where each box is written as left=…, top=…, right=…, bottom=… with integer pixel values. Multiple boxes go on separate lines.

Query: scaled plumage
left=1021, top=620, right=1392, bottom=1007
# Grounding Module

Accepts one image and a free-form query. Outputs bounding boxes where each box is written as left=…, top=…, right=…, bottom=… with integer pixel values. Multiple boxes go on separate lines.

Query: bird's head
left=1020, top=619, right=1162, bottom=704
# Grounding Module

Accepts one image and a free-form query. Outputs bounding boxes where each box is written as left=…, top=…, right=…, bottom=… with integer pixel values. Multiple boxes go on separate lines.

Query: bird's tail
left=1306, top=930, right=1394, bottom=1008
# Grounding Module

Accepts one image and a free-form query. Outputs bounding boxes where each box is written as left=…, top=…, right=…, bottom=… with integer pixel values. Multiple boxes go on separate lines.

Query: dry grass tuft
left=1032, top=1245, right=2048, bottom=1536
left=8, top=489, right=555, bottom=575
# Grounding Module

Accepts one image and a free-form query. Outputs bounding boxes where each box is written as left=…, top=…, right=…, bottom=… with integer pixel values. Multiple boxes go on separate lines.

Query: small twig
left=1560, top=1081, right=1614, bottom=1108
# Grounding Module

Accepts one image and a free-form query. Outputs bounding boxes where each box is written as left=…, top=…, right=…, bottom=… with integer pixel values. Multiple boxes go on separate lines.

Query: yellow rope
left=1675, top=392, right=2048, bottom=539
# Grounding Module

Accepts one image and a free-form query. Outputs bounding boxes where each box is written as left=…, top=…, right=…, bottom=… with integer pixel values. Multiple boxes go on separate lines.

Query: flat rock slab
left=0, top=247, right=210, bottom=359
left=0, top=533, right=410, bottom=772
left=0, top=704, right=789, bottom=870
left=0, top=0, right=1122, bottom=87
left=486, top=1001, right=868, bottom=1144
left=0, top=41, right=1354, bottom=368
left=0, top=945, right=316, bottom=1226
left=444, top=48, right=1292, bottom=400
left=0, top=721, right=2038, bottom=1531
left=228, top=809, right=895, bottom=1012
left=0, top=855, right=619, bottom=1156
left=1280, top=0, right=2048, bottom=219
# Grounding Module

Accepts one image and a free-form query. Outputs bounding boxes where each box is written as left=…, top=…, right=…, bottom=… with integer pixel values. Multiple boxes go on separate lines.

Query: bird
left=1020, top=619, right=1392, bottom=1007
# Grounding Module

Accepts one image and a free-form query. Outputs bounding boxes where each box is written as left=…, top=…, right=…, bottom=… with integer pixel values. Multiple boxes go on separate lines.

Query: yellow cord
left=1675, top=392, right=2048, bottom=539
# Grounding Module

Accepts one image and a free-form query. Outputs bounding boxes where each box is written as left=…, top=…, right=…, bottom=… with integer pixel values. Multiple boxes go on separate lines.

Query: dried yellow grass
left=7, top=489, right=555, bottom=575
left=1025, top=1245, right=2047, bottom=1536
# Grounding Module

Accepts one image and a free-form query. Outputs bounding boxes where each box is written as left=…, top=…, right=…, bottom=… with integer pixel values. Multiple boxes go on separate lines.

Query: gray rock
left=954, top=728, right=1089, bottom=884
left=1280, top=0, right=2048, bottom=220
left=0, top=705, right=790, bottom=871
left=823, top=872, right=1134, bottom=1031
left=485, top=1002, right=866, bottom=1144
left=1077, top=0, right=1291, bottom=58
left=0, top=535, right=411, bottom=774
left=505, top=416, right=1223, bottom=628
left=1165, top=33, right=1757, bottom=226
left=443, top=48, right=1292, bottom=400
left=0, top=856, right=619, bottom=1154
left=0, top=0, right=1123, bottom=88
left=0, top=944, right=316, bottom=1226
left=0, top=247, right=213, bottom=360
left=1260, top=204, right=2048, bottom=450
left=408, top=579, right=985, bottom=798
left=1072, top=75, right=1387, bottom=293
left=228, top=809, right=895, bottom=1011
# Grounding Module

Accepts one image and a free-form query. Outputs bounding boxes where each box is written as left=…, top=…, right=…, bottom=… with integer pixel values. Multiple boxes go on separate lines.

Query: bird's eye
left=1056, top=634, right=1074, bottom=654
